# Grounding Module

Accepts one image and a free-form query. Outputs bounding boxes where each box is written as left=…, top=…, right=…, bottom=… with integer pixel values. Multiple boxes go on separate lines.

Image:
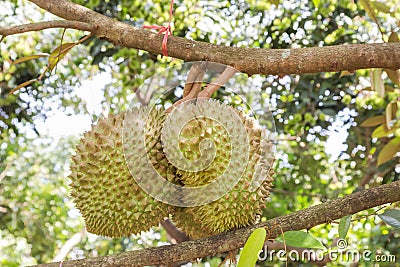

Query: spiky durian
left=69, top=107, right=176, bottom=237
left=175, top=116, right=231, bottom=186
left=168, top=100, right=274, bottom=239
left=69, top=100, right=274, bottom=239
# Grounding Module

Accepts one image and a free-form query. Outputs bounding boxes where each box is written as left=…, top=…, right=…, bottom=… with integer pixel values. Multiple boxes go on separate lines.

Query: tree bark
left=33, top=180, right=400, bottom=267
left=0, top=20, right=95, bottom=36
left=21, top=0, right=400, bottom=76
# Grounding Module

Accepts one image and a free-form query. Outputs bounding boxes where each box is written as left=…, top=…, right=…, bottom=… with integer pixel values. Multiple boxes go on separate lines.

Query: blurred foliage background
left=0, top=0, right=400, bottom=266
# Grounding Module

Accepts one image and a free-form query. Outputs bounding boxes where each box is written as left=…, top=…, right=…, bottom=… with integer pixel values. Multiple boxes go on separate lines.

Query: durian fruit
left=69, top=107, right=176, bottom=237
left=175, top=116, right=231, bottom=186
left=69, top=99, right=273, bottom=239
left=170, top=100, right=274, bottom=239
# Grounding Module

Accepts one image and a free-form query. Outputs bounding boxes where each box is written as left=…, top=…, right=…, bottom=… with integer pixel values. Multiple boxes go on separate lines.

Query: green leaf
left=359, top=0, right=379, bottom=24
left=371, top=1, right=391, bottom=13
left=9, top=79, right=37, bottom=95
left=385, top=33, right=400, bottom=86
left=281, top=231, right=326, bottom=250
left=338, top=215, right=352, bottom=239
left=385, top=69, right=400, bottom=86
left=377, top=137, right=400, bottom=166
left=12, top=54, right=49, bottom=65
left=312, top=0, right=320, bottom=8
left=371, top=124, right=396, bottom=138
left=268, top=0, right=279, bottom=6
left=238, top=228, right=266, bottom=267
left=360, top=115, right=385, bottom=127
left=48, top=42, right=76, bottom=71
left=378, top=209, right=400, bottom=229
left=385, top=85, right=395, bottom=93
left=361, top=86, right=373, bottom=91
left=339, top=70, right=352, bottom=77
left=370, top=68, right=385, bottom=97
left=386, top=102, right=393, bottom=129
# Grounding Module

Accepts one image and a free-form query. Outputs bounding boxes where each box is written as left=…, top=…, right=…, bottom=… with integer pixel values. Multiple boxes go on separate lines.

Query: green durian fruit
left=69, top=100, right=273, bottom=239
left=176, top=116, right=231, bottom=186
left=69, top=107, right=176, bottom=237
left=170, top=100, right=274, bottom=239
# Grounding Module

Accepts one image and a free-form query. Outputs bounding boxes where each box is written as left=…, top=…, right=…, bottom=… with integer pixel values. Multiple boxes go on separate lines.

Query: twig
left=8, top=32, right=94, bottom=95
left=135, top=90, right=147, bottom=106
left=32, top=180, right=400, bottom=267
left=0, top=20, right=95, bottom=37
left=349, top=204, right=389, bottom=222
left=37, top=33, right=94, bottom=81
left=53, top=28, right=67, bottom=74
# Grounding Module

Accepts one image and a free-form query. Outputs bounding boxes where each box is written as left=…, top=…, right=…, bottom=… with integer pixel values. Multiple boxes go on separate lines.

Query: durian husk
left=69, top=107, right=176, bottom=237
left=170, top=101, right=274, bottom=239
left=176, top=116, right=231, bottom=186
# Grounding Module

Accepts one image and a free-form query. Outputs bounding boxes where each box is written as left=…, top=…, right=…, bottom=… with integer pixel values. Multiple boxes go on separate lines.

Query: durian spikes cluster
left=69, top=100, right=273, bottom=238
left=168, top=100, right=273, bottom=239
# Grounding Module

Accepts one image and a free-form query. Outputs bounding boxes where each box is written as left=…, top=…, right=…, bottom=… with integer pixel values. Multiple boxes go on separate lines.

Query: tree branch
left=25, top=0, right=400, bottom=76
left=33, top=180, right=400, bottom=267
left=0, top=20, right=95, bottom=37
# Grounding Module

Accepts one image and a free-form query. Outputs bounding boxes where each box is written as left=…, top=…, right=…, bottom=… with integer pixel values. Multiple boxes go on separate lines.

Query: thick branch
left=0, top=20, right=95, bottom=37
left=34, top=180, right=400, bottom=267
left=27, top=0, right=400, bottom=76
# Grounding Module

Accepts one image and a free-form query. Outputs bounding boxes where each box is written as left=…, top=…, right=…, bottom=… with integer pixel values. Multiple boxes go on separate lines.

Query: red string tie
left=143, top=0, right=174, bottom=57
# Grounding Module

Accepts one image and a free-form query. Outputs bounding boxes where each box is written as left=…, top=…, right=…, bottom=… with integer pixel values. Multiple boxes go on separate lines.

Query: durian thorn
left=198, top=66, right=237, bottom=98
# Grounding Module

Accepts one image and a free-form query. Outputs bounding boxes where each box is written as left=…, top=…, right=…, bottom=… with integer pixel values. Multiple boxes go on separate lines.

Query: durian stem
left=167, top=62, right=207, bottom=112
left=160, top=218, right=190, bottom=243
left=182, top=62, right=206, bottom=98
left=198, top=66, right=237, bottom=98
left=167, top=65, right=236, bottom=113
left=33, top=180, right=400, bottom=267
